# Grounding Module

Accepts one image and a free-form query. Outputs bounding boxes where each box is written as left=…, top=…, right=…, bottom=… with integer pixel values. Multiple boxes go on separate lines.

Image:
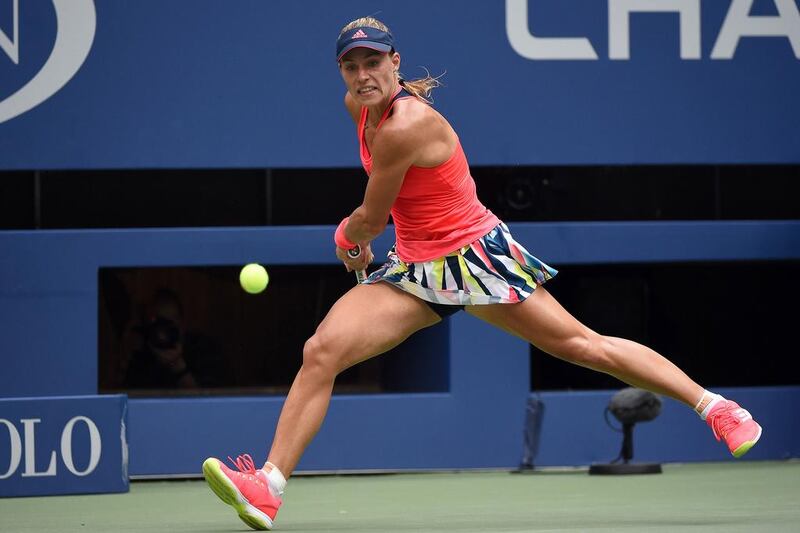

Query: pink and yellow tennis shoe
left=706, top=400, right=762, bottom=458
left=203, top=454, right=281, bottom=531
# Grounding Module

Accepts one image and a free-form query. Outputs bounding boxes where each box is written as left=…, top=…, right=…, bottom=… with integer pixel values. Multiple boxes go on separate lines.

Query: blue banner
left=0, top=395, right=128, bottom=497
left=0, top=0, right=798, bottom=169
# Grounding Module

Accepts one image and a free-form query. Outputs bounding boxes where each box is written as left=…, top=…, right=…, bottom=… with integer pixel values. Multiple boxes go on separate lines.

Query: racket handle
left=347, top=245, right=368, bottom=284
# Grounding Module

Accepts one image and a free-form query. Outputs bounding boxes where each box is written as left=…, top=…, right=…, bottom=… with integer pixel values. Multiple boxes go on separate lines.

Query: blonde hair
left=339, top=16, right=442, bottom=103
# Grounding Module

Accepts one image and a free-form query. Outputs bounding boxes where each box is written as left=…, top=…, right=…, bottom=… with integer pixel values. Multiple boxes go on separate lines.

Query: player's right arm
left=337, top=92, right=371, bottom=272
left=344, top=92, right=361, bottom=125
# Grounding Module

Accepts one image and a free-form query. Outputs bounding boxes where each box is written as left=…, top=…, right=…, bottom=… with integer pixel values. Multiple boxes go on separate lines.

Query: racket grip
left=347, top=245, right=368, bottom=284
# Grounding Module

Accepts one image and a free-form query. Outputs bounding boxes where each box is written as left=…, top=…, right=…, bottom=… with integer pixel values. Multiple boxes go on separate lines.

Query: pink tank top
left=358, top=90, right=499, bottom=262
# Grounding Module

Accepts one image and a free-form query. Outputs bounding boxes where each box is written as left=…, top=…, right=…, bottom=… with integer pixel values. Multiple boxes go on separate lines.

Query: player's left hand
left=336, top=243, right=373, bottom=272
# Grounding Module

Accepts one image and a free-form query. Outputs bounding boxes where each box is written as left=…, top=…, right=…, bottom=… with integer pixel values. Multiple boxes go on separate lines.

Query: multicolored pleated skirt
left=363, top=223, right=557, bottom=305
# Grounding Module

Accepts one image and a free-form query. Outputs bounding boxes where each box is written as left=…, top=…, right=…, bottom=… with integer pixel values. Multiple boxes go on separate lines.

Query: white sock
left=263, top=462, right=287, bottom=497
left=696, top=391, right=725, bottom=420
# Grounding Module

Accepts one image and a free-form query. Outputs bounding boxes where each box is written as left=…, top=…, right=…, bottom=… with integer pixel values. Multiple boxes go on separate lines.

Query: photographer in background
left=125, top=288, right=220, bottom=390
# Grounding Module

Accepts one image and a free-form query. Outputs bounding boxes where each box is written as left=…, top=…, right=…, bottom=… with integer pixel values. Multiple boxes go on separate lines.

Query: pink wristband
left=334, top=217, right=356, bottom=249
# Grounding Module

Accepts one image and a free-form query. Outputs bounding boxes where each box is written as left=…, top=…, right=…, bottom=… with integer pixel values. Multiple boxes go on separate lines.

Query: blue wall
left=1, top=0, right=799, bottom=168
left=2, top=1, right=798, bottom=476
left=1, top=222, right=798, bottom=474
left=2, top=221, right=798, bottom=398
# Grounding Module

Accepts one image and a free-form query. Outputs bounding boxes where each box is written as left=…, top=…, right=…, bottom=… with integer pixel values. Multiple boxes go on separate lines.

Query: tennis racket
left=347, top=245, right=368, bottom=283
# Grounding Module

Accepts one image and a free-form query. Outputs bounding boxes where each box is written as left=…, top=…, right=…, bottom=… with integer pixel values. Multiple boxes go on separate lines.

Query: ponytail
left=399, top=71, right=443, bottom=104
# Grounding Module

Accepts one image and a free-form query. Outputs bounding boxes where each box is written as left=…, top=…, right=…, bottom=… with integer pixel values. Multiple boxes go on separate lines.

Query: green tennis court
left=2, top=461, right=798, bottom=532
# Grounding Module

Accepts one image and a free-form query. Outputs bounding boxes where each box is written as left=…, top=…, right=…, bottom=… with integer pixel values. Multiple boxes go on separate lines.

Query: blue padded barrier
left=0, top=395, right=128, bottom=497
left=0, top=222, right=798, bottom=474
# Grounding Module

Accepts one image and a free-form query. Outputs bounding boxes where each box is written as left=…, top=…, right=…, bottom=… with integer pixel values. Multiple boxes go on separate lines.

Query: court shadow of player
left=124, top=288, right=224, bottom=391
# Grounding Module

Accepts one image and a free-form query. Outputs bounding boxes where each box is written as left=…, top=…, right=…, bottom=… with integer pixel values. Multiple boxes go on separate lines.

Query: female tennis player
left=202, top=17, right=763, bottom=530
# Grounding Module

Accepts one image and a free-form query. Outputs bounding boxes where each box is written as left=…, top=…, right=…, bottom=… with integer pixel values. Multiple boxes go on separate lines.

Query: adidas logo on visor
left=351, top=29, right=369, bottom=39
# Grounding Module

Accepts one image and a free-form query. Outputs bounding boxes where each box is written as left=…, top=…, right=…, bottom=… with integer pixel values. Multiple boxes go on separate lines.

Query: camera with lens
left=142, top=316, right=181, bottom=350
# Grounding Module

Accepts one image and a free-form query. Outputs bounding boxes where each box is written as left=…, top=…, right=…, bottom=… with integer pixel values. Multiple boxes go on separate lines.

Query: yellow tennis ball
left=239, top=263, right=269, bottom=294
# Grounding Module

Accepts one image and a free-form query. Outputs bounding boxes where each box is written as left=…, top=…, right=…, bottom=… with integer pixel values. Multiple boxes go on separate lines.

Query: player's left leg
left=466, top=285, right=762, bottom=457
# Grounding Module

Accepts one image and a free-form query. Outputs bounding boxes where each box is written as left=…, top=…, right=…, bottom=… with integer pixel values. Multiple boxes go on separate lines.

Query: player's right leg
left=266, top=281, right=440, bottom=477
left=204, top=281, right=440, bottom=530
left=203, top=454, right=280, bottom=531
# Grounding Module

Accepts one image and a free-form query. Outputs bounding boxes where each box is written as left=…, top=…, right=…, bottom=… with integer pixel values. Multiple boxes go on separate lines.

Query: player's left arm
left=344, top=120, right=423, bottom=243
